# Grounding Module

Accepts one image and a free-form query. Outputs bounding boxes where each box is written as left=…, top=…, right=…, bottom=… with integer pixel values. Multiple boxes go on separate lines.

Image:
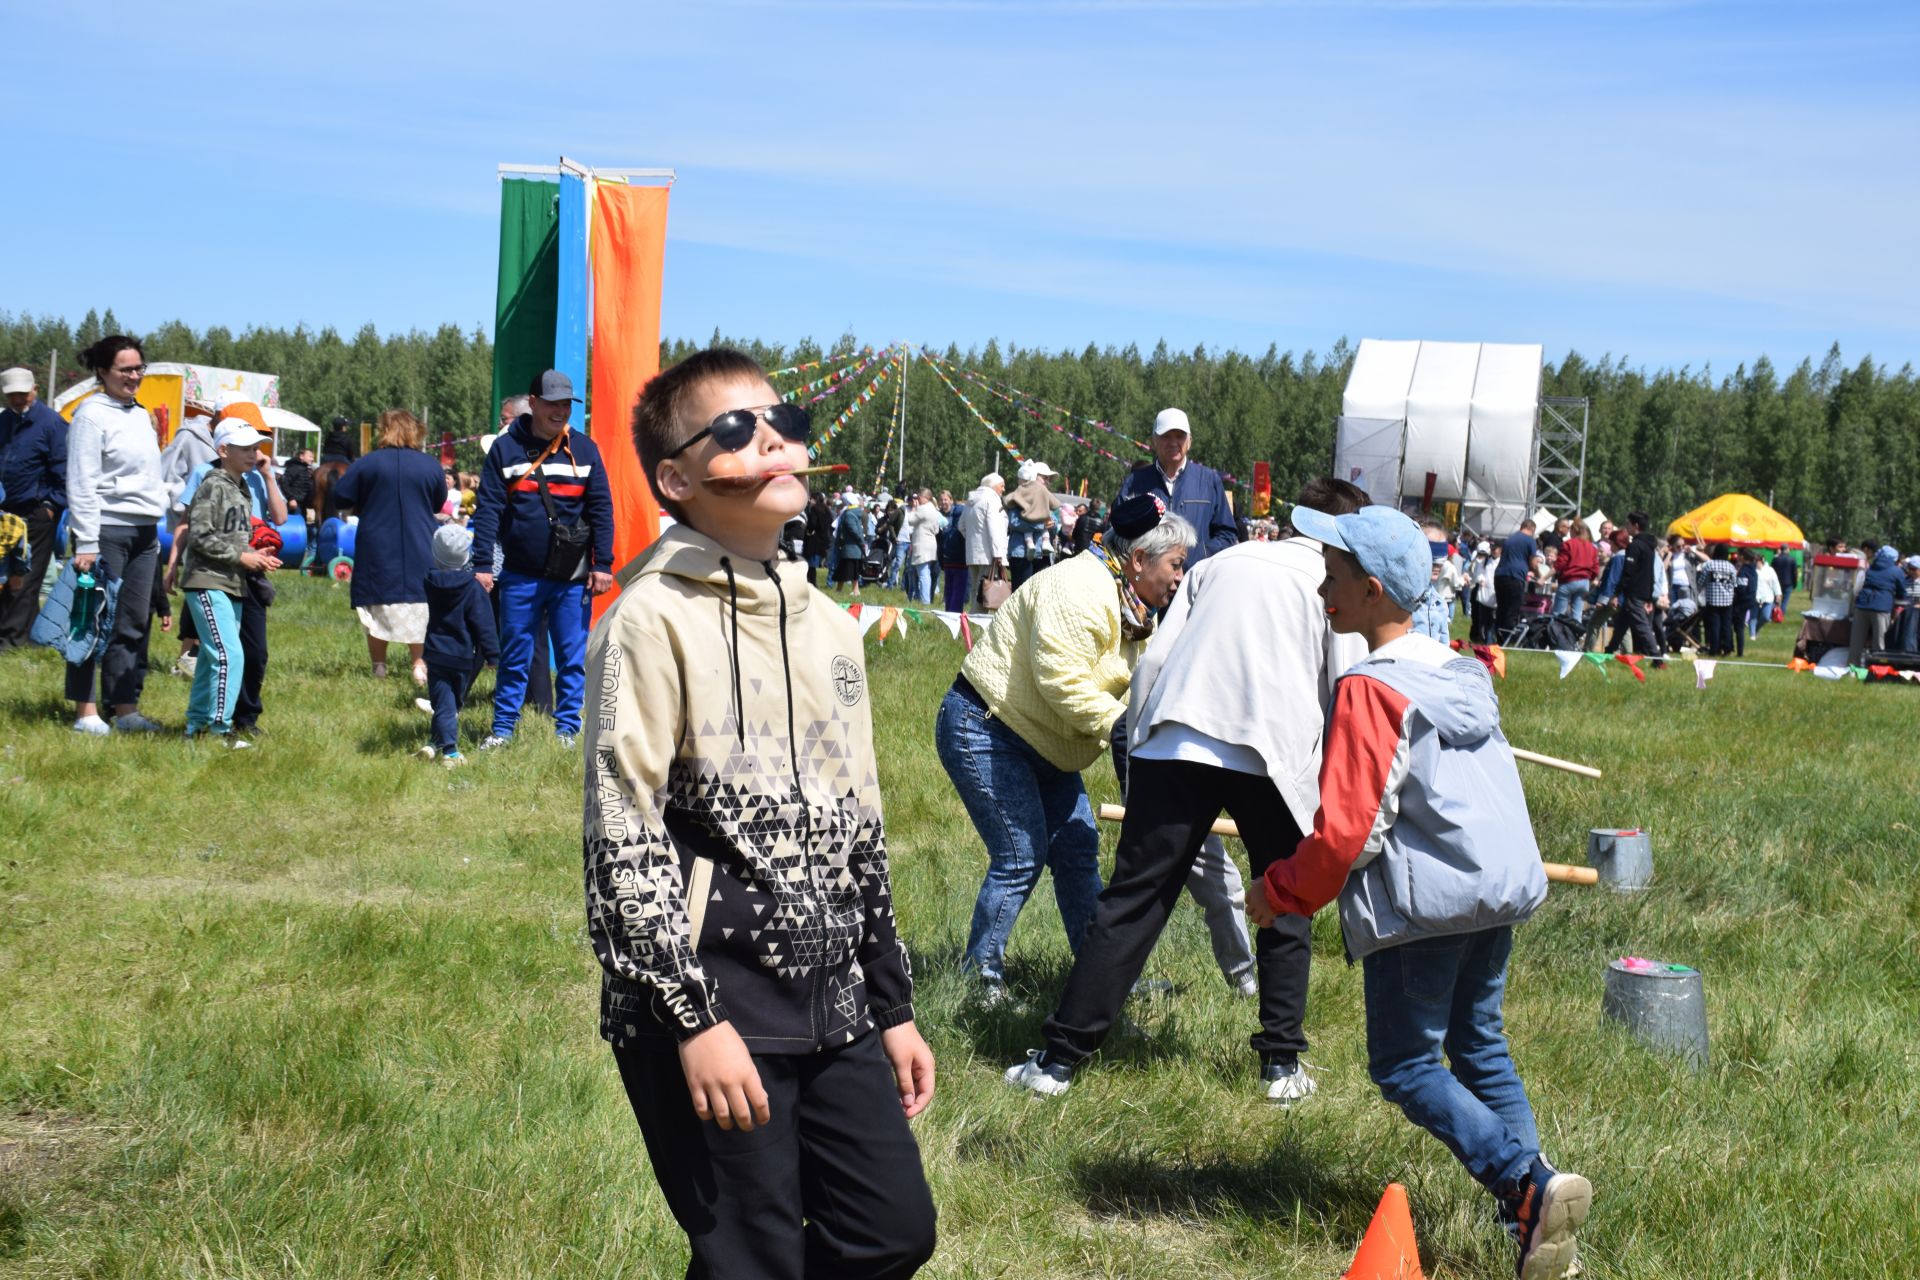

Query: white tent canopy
left=1335, top=338, right=1543, bottom=533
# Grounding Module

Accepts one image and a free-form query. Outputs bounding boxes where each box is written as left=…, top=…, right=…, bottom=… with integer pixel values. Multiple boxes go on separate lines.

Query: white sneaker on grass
left=171, top=654, right=197, bottom=678
left=412, top=744, right=437, bottom=761
left=414, top=697, right=434, bottom=714
left=477, top=734, right=511, bottom=751
left=113, top=712, right=164, bottom=733
left=72, top=714, right=111, bottom=736
left=1262, top=1058, right=1318, bottom=1105
left=226, top=736, right=253, bottom=751
left=1004, top=1050, right=1074, bottom=1097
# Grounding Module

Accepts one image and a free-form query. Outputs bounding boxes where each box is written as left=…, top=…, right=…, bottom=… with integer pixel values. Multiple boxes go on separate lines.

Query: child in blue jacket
left=416, top=524, right=498, bottom=764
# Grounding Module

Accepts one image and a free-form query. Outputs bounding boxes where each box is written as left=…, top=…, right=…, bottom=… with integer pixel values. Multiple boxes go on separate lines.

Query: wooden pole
left=1511, top=747, right=1603, bottom=779
left=1096, top=804, right=1597, bottom=885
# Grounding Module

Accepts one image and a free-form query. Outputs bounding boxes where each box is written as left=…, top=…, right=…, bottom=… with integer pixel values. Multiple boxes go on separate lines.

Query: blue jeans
left=1362, top=927, right=1539, bottom=1192
left=908, top=561, right=934, bottom=604
left=427, top=663, right=472, bottom=753
left=935, top=684, right=1103, bottom=983
left=887, top=540, right=910, bottom=589
left=492, top=571, right=589, bottom=738
left=1551, top=579, right=1589, bottom=623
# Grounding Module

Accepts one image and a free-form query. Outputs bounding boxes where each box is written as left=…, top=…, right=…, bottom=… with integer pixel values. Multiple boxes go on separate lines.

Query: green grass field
left=2, top=573, right=1916, bottom=1278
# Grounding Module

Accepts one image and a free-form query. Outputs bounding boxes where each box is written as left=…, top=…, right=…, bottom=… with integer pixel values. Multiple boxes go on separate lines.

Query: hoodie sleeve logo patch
left=831, top=655, right=865, bottom=706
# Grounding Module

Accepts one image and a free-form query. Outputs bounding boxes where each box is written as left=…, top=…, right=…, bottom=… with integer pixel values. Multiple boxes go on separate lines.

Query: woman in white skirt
left=332, top=410, right=448, bottom=684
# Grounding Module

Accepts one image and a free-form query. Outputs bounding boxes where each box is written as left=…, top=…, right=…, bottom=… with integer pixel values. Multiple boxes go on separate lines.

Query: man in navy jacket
left=471, top=370, right=615, bottom=748
left=0, top=367, right=68, bottom=648
left=1114, top=408, right=1239, bottom=565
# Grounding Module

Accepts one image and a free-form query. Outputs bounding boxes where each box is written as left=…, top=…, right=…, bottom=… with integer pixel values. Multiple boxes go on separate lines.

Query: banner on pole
left=590, top=181, right=671, bottom=619
left=493, top=179, right=559, bottom=413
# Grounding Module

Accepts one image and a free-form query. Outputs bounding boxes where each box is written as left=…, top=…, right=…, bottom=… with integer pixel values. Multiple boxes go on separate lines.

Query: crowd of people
left=16, top=336, right=1920, bottom=1280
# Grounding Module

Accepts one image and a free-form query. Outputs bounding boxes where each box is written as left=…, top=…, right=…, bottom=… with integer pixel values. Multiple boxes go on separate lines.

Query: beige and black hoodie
left=583, top=524, right=912, bottom=1054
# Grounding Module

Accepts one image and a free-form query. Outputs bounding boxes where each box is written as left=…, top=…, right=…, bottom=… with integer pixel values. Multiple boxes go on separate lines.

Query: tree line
left=5, top=311, right=1913, bottom=546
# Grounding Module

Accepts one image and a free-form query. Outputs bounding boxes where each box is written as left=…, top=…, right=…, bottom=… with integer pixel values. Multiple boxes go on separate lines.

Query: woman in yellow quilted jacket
left=935, top=494, right=1194, bottom=1004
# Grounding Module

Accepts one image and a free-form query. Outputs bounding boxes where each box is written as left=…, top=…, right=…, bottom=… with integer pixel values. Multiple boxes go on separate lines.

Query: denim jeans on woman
left=1550, top=578, right=1589, bottom=623
left=64, top=522, right=158, bottom=709
left=935, top=683, right=1103, bottom=984
left=1363, top=926, right=1540, bottom=1192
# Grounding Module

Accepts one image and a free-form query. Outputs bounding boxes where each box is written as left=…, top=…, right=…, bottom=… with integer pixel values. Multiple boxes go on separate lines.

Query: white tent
left=1335, top=339, right=1544, bottom=534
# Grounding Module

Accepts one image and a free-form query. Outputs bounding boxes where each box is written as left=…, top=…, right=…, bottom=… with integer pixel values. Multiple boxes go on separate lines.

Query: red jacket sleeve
left=1263, top=674, right=1410, bottom=918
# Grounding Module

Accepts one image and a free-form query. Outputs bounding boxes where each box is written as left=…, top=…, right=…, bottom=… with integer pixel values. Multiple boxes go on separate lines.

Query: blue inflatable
left=156, top=511, right=308, bottom=565
left=315, top=517, right=356, bottom=565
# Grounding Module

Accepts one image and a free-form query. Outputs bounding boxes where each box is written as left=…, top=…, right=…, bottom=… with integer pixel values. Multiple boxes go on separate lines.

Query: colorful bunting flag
left=877, top=606, right=898, bottom=643
left=1694, top=659, right=1716, bottom=689
left=1553, top=649, right=1582, bottom=679
left=1582, top=653, right=1611, bottom=679
left=1616, top=653, right=1647, bottom=683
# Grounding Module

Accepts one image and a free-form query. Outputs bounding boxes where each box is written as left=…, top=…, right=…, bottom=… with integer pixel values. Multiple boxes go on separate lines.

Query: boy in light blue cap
left=1251, top=503, right=1592, bottom=1280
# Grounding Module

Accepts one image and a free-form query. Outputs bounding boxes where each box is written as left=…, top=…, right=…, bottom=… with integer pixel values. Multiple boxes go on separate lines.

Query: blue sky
left=8, top=0, right=1917, bottom=371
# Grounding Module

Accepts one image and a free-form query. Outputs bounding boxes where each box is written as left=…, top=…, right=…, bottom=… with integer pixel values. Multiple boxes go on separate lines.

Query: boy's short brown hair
left=631, top=347, right=771, bottom=521
left=1293, top=476, right=1370, bottom=518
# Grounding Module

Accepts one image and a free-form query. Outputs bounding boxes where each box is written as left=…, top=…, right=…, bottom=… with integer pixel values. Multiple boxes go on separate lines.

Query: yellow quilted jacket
left=958, top=551, right=1139, bottom=771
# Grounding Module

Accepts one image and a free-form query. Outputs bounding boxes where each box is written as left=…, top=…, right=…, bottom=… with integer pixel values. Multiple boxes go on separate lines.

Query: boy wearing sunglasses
left=583, top=348, right=937, bottom=1279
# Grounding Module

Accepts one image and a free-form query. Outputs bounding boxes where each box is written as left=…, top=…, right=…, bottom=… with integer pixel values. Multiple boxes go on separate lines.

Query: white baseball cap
left=1153, top=408, right=1191, bottom=437
left=214, top=420, right=269, bottom=450
left=1, top=367, right=33, bottom=394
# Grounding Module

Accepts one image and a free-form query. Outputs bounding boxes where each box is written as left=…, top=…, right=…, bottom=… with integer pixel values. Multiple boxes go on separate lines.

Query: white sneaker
left=72, top=714, right=111, bottom=736
left=1262, top=1059, right=1318, bottom=1105
left=113, top=712, right=164, bottom=733
left=1003, top=1050, right=1074, bottom=1098
left=414, top=697, right=434, bottom=714
left=226, top=736, right=253, bottom=751
left=1232, top=971, right=1259, bottom=999
left=171, top=654, right=198, bottom=678
left=412, top=744, right=437, bottom=761
left=477, top=734, right=511, bottom=751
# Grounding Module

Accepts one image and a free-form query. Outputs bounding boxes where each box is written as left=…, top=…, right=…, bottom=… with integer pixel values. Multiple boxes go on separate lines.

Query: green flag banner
left=492, top=178, right=560, bottom=415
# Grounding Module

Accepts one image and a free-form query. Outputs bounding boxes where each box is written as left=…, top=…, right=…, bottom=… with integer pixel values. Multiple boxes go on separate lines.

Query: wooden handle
left=1511, top=747, right=1604, bottom=780
left=1097, top=802, right=1239, bottom=839
left=1097, top=804, right=1599, bottom=886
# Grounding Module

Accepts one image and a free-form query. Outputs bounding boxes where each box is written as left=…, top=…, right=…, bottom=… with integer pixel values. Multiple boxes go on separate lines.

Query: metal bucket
left=1588, top=828, right=1653, bottom=892
left=1602, top=957, right=1708, bottom=1068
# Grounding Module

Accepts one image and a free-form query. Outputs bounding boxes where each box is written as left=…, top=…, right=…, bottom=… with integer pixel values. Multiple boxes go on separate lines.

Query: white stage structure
left=1334, top=339, right=1562, bottom=534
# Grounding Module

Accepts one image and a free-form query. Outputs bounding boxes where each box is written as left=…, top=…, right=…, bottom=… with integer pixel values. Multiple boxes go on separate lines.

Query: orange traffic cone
left=1343, top=1183, right=1425, bottom=1280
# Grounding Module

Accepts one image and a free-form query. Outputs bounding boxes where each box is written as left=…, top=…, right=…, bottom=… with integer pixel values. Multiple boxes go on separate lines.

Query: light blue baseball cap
left=1290, top=504, right=1431, bottom=613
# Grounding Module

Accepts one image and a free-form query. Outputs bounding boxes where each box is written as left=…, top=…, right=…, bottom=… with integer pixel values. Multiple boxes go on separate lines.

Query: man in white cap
left=0, top=367, right=68, bottom=648
left=1116, top=408, right=1239, bottom=565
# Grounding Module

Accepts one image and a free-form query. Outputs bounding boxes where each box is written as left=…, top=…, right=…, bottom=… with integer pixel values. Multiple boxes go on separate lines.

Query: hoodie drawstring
left=764, top=560, right=811, bottom=847
left=719, top=556, right=745, bottom=748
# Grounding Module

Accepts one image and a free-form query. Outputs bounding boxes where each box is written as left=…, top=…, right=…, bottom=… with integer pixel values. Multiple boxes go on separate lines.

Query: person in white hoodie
left=65, top=336, right=169, bottom=735
left=1007, top=477, right=1371, bottom=1104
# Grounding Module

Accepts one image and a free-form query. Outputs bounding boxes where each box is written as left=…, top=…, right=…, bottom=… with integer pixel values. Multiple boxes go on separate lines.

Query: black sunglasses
left=665, top=402, right=811, bottom=460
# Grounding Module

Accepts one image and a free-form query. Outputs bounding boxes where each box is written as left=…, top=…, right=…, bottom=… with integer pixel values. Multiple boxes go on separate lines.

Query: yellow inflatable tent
left=1667, top=494, right=1805, bottom=548
left=52, top=363, right=280, bottom=446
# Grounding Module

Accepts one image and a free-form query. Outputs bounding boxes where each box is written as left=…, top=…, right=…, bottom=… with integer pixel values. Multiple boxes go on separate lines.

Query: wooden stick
left=1097, top=802, right=1238, bottom=838
left=1510, top=747, right=1604, bottom=780
left=701, top=462, right=849, bottom=489
left=1095, top=803, right=1598, bottom=885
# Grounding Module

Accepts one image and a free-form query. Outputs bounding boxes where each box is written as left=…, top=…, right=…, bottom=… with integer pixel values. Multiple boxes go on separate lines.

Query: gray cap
left=433, top=522, right=474, bottom=570
left=528, top=369, right=581, bottom=403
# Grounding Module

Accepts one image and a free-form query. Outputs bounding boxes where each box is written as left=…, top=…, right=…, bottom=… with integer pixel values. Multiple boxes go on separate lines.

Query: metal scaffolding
left=1532, top=395, right=1590, bottom=517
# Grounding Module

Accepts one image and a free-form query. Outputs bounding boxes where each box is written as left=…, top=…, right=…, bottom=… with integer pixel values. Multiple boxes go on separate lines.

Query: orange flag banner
left=590, top=182, right=671, bottom=621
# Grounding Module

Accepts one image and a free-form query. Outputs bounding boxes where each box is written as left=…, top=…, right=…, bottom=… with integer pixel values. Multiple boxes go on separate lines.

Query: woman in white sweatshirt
left=65, top=336, right=169, bottom=735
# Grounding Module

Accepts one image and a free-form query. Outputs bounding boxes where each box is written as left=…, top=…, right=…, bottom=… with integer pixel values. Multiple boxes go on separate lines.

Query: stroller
left=1503, top=612, right=1583, bottom=652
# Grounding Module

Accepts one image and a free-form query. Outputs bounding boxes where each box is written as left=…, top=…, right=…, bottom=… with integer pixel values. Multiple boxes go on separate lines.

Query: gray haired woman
left=934, top=495, right=1195, bottom=1002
